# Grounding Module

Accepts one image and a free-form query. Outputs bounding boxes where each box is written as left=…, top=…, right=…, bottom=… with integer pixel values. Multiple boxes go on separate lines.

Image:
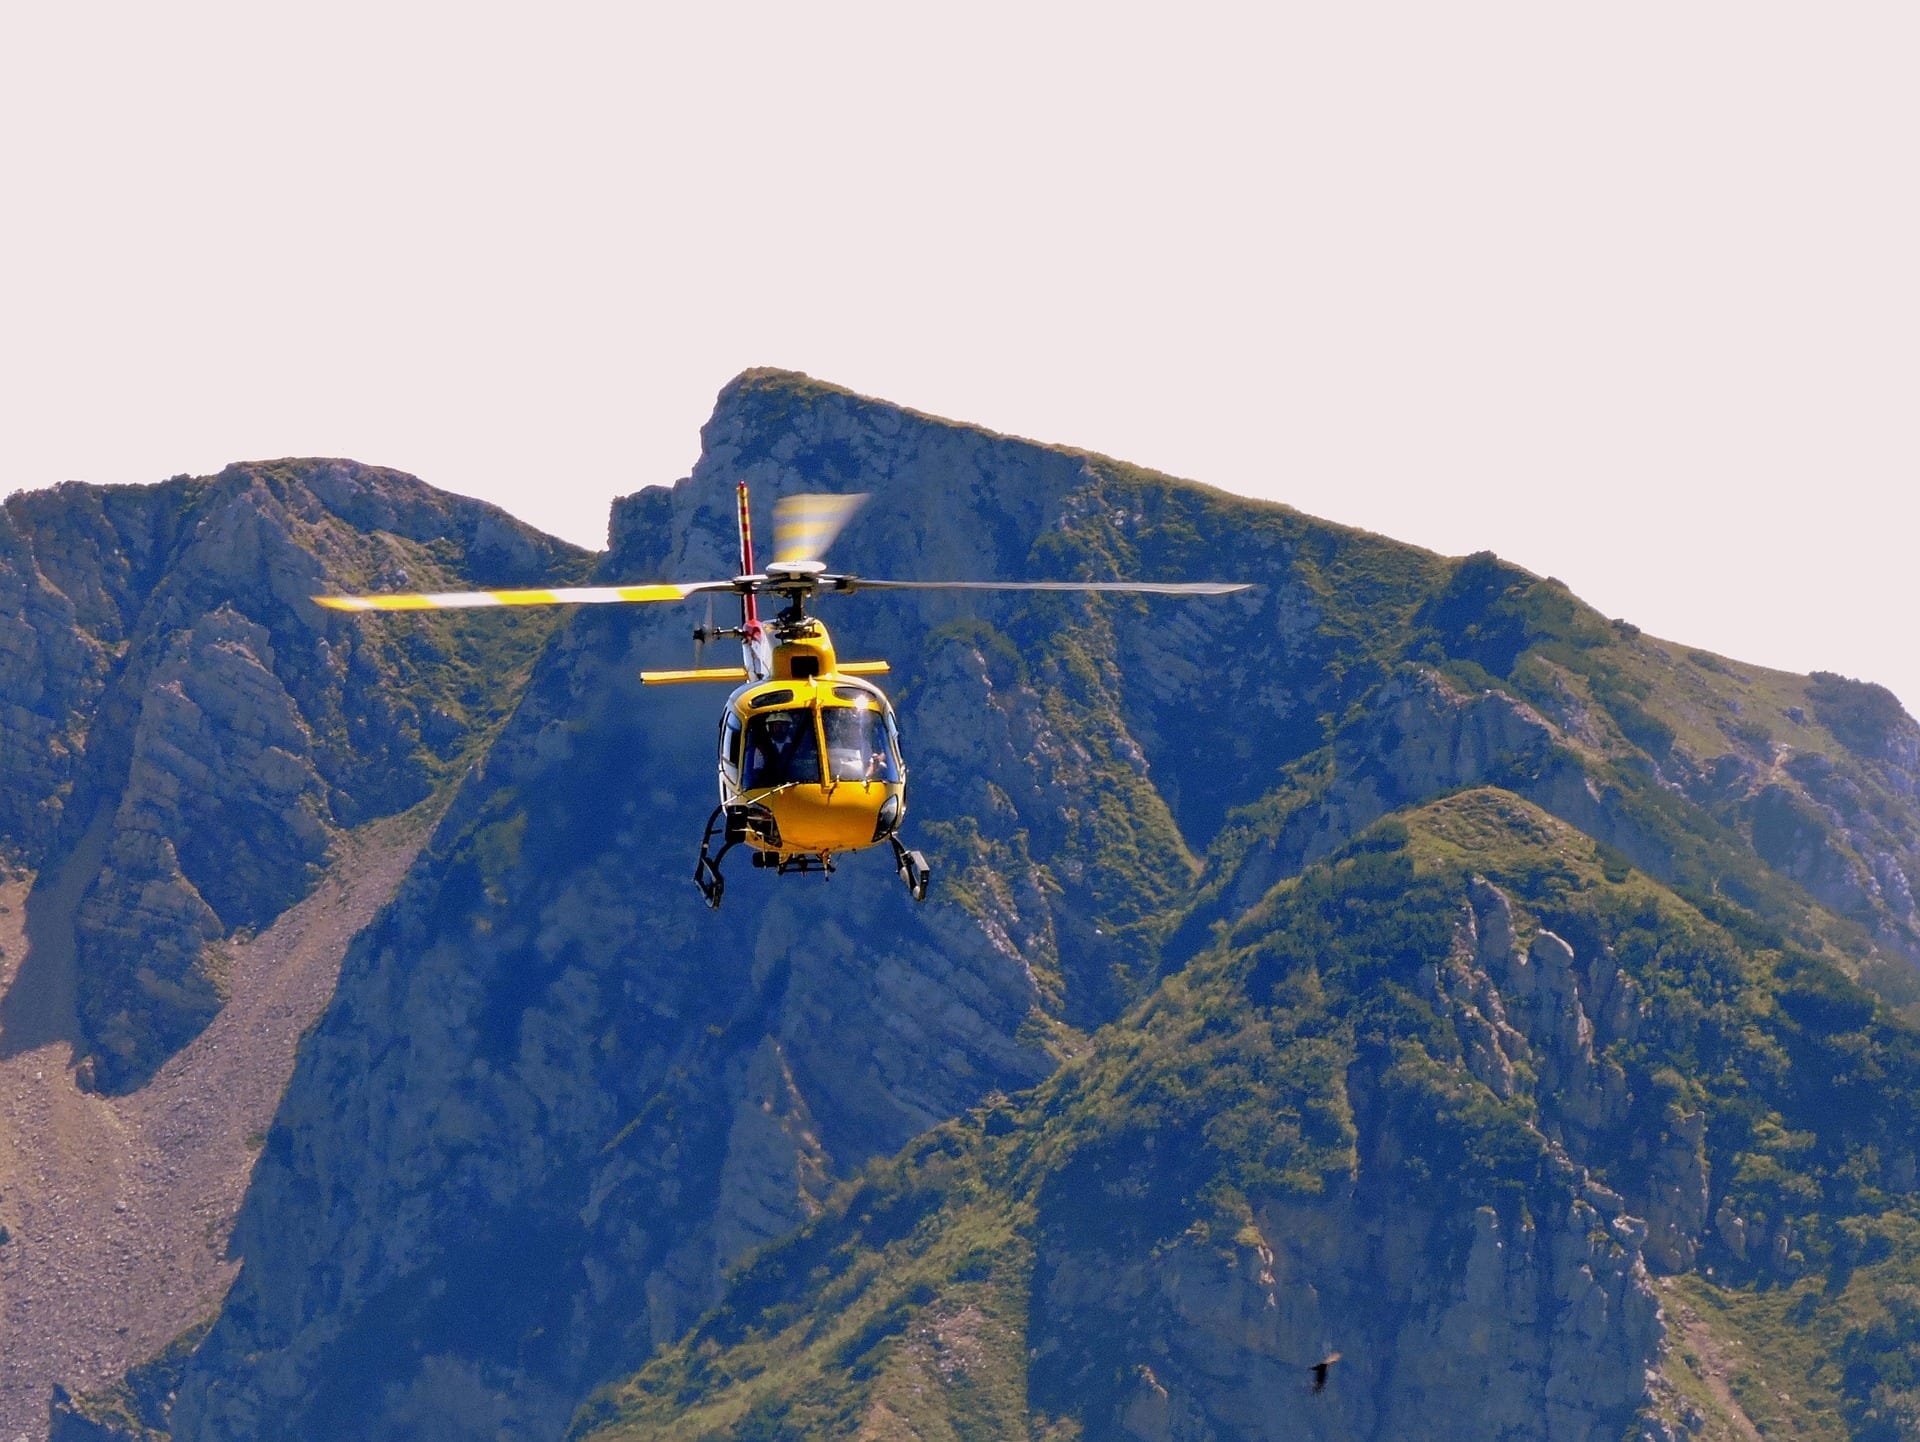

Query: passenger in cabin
left=823, top=704, right=899, bottom=783
left=743, top=709, right=821, bottom=788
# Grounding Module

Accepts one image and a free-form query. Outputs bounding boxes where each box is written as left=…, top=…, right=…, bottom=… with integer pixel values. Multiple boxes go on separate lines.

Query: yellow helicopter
left=317, top=482, right=1249, bottom=908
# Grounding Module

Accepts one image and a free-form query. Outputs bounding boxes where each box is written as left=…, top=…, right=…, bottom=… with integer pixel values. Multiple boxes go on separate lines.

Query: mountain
left=34, top=372, right=1920, bottom=1441
left=0, top=461, right=590, bottom=1091
left=0, top=462, right=589, bottom=1436
left=574, top=791, right=1920, bottom=1441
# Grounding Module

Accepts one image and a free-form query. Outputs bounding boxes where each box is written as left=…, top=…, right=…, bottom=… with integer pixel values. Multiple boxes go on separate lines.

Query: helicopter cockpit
left=723, top=683, right=902, bottom=793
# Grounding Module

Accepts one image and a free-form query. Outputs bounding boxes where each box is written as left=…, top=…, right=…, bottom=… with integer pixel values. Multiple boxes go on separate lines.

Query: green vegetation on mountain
left=567, top=789, right=1920, bottom=1439
left=48, top=372, right=1920, bottom=1441
left=0, top=460, right=590, bottom=1091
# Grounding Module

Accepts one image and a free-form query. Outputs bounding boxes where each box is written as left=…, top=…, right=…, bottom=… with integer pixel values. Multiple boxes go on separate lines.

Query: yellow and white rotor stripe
left=314, top=583, right=718, bottom=612
left=772, top=493, right=867, bottom=566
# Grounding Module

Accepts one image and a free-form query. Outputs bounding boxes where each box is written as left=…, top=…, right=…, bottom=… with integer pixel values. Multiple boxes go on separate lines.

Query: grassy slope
left=571, top=788, right=1920, bottom=1440
left=1662, top=1238, right=1920, bottom=1442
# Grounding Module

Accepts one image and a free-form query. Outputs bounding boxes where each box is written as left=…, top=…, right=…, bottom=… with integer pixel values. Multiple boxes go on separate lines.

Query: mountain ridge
left=0, top=458, right=590, bottom=1092
left=0, top=459, right=591, bottom=1439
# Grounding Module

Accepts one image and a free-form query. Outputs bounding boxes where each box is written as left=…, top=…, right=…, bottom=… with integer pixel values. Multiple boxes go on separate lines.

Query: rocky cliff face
left=0, top=461, right=587, bottom=1091
left=0, top=505, right=100, bottom=865
left=1036, top=1187, right=1662, bottom=1442
left=577, top=791, right=1920, bottom=1441
left=60, top=373, right=1920, bottom=1440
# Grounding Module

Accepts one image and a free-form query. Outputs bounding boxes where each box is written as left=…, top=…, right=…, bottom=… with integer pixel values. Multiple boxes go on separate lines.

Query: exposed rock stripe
left=0, top=802, right=443, bottom=1442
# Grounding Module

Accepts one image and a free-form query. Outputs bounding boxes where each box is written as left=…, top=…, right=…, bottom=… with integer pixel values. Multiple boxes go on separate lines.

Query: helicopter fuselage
left=713, top=618, right=907, bottom=860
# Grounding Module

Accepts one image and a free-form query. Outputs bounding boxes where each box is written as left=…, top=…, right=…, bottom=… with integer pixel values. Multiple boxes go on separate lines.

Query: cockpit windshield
left=741, top=709, right=822, bottom=789
left=822, top=703, right=899, bottom=783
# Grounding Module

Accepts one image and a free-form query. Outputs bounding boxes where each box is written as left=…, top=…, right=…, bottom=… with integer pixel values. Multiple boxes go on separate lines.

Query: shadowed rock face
left=1035, top=1175, right=1662, bottom=1442
left=0, top=492, right=119, bottom=861
left=65, top=372, right=1920, bottom=1441
left=0, top=461, right=588, bottom=1091
left=566, top=785, right=1920, bottom=1442
left=1030, top=874, right=1656, bottom=1442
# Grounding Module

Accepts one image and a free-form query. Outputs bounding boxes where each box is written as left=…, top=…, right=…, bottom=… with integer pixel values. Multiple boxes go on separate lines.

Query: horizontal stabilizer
left=838, top=660, right=891, bottom=675
left=640, top=667, right=751, bottom=685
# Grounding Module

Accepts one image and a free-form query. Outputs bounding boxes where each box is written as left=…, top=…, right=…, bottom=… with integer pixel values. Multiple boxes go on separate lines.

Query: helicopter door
left=720, top=710, right=743, bottom=786
left=883, top=706, right=904, bottom=778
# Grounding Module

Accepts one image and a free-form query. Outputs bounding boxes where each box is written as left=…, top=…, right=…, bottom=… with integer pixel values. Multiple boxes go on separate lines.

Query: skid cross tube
left=774, top=853, right=835, bottom=877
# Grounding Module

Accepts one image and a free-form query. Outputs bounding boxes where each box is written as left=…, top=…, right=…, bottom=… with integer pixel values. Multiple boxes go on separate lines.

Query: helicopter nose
left=763, top=784, right=896, bottom=853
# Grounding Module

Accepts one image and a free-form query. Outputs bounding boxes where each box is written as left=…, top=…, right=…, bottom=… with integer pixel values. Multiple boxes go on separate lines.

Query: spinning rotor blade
left=313, top=581, right=739, bottom=612
left=836, top=578, right=1252, bottom=596
left=772, top=493, right=867, bottom=566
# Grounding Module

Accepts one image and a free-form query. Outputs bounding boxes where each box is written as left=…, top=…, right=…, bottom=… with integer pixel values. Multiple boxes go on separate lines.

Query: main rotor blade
left=313, top=581, right=739, bottom=612
left=837, top=578, right=1252, bottom=596
left=772, top=493, right=867, bottom=567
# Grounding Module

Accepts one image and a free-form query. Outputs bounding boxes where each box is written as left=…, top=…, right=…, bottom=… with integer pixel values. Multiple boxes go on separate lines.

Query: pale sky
left=3, top=5, right=1915, bottom=711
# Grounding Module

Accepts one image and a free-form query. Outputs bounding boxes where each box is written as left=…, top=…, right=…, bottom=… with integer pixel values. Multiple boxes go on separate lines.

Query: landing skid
left=693, top=805, right=737, bottom=909
left=890, top=836, right=931, bottom=903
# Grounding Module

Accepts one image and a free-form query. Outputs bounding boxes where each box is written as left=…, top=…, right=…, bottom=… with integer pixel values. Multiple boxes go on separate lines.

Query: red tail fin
left=735, top=480, right=759, bottom=631
left=734, top=480, right=770, bottom=679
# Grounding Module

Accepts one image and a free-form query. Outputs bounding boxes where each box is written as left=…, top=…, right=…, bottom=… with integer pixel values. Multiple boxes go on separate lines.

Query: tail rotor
left=692, top=593, right=719, bottom=669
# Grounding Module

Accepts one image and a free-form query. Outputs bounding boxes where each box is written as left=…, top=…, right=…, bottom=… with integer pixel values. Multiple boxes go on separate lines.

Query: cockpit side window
left=821, top=704, right=900, bottom=782
left=722, top=710, right=743, bottom=770
left=741, top=708, right=822, bottom=789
